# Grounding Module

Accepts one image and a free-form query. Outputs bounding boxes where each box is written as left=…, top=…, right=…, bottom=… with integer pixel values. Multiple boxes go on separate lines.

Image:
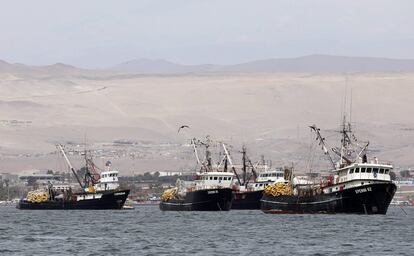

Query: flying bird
left=178, top=125, right=190, bottom=133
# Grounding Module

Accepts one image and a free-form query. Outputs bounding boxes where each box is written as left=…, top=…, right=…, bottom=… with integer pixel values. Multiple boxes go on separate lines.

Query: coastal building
left=19, top=170, right=64, bottom=185
left=0, top=173, right=19, bottom=185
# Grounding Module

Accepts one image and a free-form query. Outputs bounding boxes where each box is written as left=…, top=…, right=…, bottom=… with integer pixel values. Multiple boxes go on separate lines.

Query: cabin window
left=214, top=177, right=218, bottom=180
left=219, top=177, right=222, bottom=181
left=367, top=168, right=372, bottom=173
left=349, top=169, right=354, bottom=174
left=379, top=169, right=384, bottom=174
left=355, top=168, right=360, bottom=173
left=373, top=168, right=379, bottom=173
left=385, top=169, right=390, bottom=174
left=361, top=168, right=366, bottom=173
left=209, top=177, right=212, bottom=180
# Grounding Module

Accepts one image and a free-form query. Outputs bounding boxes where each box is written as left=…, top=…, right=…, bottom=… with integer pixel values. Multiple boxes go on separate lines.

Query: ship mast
left=309, top=125, right=336, bottom=169
left=83, top=152, right=101, bottom=187
left=57, top=144, right=84, bottom=188
left=239, top=146, right=258, bottom=186
left=222, top=143, right=242, bottom=185
left=201, top=136, right=213, bottom=172
left=241, top=145, right=247, bottom=184
left=191, top=136, right=213, bottom=173
left=191, top=138, right=201, bottom=165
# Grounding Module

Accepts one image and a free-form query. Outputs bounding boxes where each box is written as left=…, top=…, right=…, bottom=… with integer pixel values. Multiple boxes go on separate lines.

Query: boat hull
left=159, top=188, right=233, bottom=211
left=17, top=189, right=130, bottom=210
left=261, top=183, right=396, bottom=214
left=231, top=190, right=263, bottom=210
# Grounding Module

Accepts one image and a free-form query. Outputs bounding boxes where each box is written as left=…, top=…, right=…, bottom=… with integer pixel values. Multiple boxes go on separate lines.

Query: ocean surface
left=0, top=205, right=413, bottom=256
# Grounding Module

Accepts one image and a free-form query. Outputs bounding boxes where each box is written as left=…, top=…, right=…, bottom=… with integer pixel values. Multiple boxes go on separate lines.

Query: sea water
left=0, top=206, right=413, bottom=255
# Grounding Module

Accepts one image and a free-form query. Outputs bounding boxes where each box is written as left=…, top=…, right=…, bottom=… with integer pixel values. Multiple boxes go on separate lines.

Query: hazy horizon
left=2, top=1, right=414, bottom=173
left=1, top=1, right=414, bottom=68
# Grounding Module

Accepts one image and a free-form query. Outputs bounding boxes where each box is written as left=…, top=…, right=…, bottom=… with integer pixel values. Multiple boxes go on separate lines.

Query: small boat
left=122, top=205, right=135, bottom=210
left=17, top=144, right=130, bottom=210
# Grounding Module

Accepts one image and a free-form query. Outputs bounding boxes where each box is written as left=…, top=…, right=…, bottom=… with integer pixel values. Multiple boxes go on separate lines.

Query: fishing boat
left=159, top=172, right=234, bottom=211
left=17, top=145, right=129, bottom=210
left=219, top=144, right=286, bottom=209
left=232, top=168, right=286, bottom=209
left=261, top=119, right=397, bottom=214
left=159, top=137, right=234, bottom=211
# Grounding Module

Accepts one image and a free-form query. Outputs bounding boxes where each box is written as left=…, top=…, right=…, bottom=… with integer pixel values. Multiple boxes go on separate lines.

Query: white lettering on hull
left=355, top=187, right=372, bottom=194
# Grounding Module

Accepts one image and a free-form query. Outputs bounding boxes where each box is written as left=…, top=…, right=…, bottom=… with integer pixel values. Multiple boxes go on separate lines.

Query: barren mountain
left=1, top=64, right=414, bottom=174
left=111, top=55, right=414, bottom=74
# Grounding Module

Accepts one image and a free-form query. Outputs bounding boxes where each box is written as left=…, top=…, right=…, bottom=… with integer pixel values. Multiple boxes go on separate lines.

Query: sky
left=0, top=0, right=413, bottom=68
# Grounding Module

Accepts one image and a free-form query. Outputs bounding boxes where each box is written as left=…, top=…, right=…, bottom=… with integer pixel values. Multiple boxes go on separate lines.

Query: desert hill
left=111, top=55, right=414, bottom=74
left=1, top=56, right=414, bottom=174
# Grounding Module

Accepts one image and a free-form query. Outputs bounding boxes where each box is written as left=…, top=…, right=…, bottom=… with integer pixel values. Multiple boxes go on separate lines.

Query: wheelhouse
left=335, top=163, right=392, bottom=184
left=256, top=168, right=285, bottom=183
left=195, top=172, right=235, bottom=189
left=322, top=162, right=393, bottom=194
left=94, top=170, right=120, bottom=191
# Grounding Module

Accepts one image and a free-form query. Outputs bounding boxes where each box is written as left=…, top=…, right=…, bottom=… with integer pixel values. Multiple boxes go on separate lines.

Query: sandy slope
left=1, top=71, right=414, bottom=174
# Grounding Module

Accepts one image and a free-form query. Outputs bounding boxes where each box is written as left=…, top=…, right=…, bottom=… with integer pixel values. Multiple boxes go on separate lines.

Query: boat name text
left=355, top=187, right=372, bottom=194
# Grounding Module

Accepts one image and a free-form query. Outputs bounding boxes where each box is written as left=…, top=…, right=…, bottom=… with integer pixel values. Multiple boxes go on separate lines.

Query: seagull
left=178, top=125, right=190, bottom=133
